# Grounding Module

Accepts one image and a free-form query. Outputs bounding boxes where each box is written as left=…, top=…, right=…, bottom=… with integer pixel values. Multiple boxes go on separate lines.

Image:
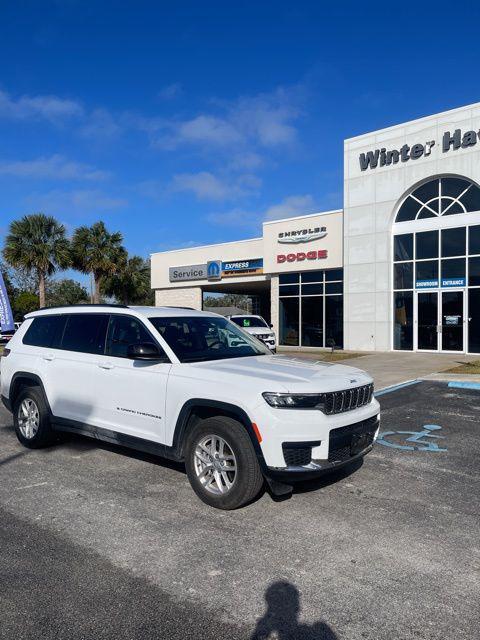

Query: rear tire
left=13, top=386, right=56, bottom=449
left=185, top=415, right=264, bottom=509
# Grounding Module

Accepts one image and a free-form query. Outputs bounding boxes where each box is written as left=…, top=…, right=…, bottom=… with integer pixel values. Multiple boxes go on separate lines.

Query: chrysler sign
left=278, top=226, right=327, bottom=243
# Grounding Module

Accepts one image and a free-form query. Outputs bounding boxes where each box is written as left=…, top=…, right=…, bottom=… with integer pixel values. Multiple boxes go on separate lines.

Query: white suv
left=1, top=305, right=380, bottom=509
left=228, top=314, right=276, bottom=351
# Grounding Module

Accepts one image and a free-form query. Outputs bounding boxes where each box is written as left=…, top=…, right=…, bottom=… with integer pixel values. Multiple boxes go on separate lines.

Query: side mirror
left=127, top=342, right=167, bottom=361
left=269, top=323, right=273, bottom=329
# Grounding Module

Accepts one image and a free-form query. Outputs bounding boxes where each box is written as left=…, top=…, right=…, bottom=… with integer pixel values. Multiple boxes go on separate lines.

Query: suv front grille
left=323, top=383, right=373, bottom=415
left=328, top=416, right=378, bottom=463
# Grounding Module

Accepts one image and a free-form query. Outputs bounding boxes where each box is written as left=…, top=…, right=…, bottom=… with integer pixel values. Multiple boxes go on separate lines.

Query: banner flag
left=0, top=273, right=14, bottom=331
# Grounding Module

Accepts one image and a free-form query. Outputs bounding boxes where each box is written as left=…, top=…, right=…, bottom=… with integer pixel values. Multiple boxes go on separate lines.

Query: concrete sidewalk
left=282, top=350, right=473, bottom=389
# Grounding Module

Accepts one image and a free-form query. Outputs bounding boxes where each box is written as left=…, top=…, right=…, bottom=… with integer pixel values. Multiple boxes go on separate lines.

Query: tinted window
left=416, top=231, right=438, bottom=259
left=23, top=315, right=65, bottom=348
left=61, top=314, right=109, bottom=355
left=301, top=270, right=324, bottom=283
left=325, top=268, right=343, bottom=282
left=106, top=315, right=157, bottom=358
left=279, top=273, right=299, bottom=284
left=279, top=298, right=299, bottom=346
left=394, top=262, right=413, bottom=289
left=325, top=296, right=343, bottom=349
left=394, top=292, right=413, bottom=350
left=149, top=316, right=269, bottom=362
left=394, top=234, right=413, bottom=261
left=441, top=227, right=466, bottom=257
left=469, top=225, right=480, bottom=255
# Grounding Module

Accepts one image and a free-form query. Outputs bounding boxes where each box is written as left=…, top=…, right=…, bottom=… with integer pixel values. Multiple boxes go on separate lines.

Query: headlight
left=262, top=392, right=325, bottom=410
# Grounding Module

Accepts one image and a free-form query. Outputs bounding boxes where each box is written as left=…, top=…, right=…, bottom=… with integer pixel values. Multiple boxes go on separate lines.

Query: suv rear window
left=61, top=314, right=109, bottom=355
left=23, top=315, right=66, bottom=348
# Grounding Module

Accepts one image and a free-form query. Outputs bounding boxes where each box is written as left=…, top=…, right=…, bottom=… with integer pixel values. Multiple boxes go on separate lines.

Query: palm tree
left=3, top=213, right=70, bottom=308
left=102, top=255, right=154, bottom=305
left=71, top=221, right=125, bottom=304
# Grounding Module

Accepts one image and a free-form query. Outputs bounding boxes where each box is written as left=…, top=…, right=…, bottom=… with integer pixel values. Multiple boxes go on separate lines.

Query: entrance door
left=441, top=290, right=464, bottom=352
left=417, top=292, right=439, bottom=350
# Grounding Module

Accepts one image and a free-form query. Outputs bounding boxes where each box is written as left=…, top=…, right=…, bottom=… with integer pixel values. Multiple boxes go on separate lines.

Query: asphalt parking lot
left=0, top=381, right=479, bottom=640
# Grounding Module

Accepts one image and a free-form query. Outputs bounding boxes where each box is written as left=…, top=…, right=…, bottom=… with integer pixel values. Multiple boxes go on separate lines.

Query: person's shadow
left=251, top=581, right=338, bottom=639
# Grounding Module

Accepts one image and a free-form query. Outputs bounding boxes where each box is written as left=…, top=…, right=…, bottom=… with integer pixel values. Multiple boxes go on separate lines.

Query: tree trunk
left=38, top=271, right=46, bottom=308
left=93, top=275, right=101, bottom=304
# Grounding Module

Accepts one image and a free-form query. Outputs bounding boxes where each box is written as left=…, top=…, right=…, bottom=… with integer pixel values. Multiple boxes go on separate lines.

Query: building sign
left=415, top=278, right=466, bottom=289
left=221, top=258, right=263, bottom=277
left=416, top=279, right=438, bottom=289
left=278, top=226, right=327, bottom=244
left=277, top=249, right=328, bottom=264
left=169, top=263, right=208, bottom=282
left=442, top=277, right=466, bottom=288
left=207, top=260, right=222, bottom=280
left=359, top=128, right=480, bottom=171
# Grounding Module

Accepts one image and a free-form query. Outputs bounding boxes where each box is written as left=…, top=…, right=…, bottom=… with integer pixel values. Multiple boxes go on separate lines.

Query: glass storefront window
left=469, top=225, right=480, bottom=255
left=325, top=296, right=343, bottom=349
left=324, top=269, right=343, bottom=281
left=279, top=298, right=299, bottom=346
left=394, top=262, right=413, bottom=289
left=278, top=269, right=343, bottom=348
left=394, top=292, right=413, bottom=350
left=394, top=234, right=413, bottom=261
left=301, top=297, right=323, bottom=347
left=279, top=284, right=299, bottom=296
left=416, top=231, right=438, bottom=259
left=301, top=270, right=324, bottom=283
left=416, top=260, right=438, bottom=283
left=441, top=227, right=466, bottom=257
left=469, top=257, right=480, bottom=286
left=441, top=258, right=465, bottom=281
left=468, top=289, right=480, bottom=353
left=302, top=283, right=323, bottom=295
left=279, top=273, right=299, bottom=284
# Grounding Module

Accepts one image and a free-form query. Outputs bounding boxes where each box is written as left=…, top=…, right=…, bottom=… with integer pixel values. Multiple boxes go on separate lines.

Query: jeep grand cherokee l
left=1, top=305, right=380, bottom=509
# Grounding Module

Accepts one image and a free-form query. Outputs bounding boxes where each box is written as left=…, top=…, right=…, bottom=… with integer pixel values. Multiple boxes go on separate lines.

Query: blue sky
left=1, top=0, right=480, bottom=281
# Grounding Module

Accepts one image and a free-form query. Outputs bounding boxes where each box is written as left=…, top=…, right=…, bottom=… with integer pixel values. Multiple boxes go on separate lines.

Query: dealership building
left=151, top=102, right=480, bottom=354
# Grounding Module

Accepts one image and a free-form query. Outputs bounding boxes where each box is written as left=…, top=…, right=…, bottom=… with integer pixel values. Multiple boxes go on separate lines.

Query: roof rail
left=160, top=306, right=195, bottom=310
left=38, top=303, right=130, bottom=311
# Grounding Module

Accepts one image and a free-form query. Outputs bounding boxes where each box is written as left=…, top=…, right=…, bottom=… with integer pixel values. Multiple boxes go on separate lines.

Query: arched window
left=395, top=177, right=480, bottom=223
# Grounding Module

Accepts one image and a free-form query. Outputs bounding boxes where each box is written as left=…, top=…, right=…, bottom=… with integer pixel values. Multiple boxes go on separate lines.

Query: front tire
left=185, top=416, right=264, bottom=509
left=13, top=386, right=55, bottom=448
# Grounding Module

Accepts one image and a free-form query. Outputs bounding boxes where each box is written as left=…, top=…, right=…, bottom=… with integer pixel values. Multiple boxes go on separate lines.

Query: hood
left=187, top=355, right=372, bottom=393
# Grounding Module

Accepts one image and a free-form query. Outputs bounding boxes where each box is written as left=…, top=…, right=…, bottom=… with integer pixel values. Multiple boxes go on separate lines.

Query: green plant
left=71, top=221, right=125, bottom=304
left=3, top=214, right=70, bottom=307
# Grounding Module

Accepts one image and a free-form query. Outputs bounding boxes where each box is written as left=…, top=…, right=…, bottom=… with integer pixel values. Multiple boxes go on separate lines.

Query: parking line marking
left=448, top=381, right=480, bottom=391
left=375, top=379, right=420, bottom=397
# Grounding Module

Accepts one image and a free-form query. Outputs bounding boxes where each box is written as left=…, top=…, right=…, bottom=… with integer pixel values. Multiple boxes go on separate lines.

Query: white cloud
left=206, top=194, right=317, bottom=230
left=171, top=171, right=261, bottom=201
left=0, top=89, right=83, bottom=122
left=158, top=83, right=182, bottom=100
left=23, top=188, right=127, bottom=216
left=0, top=154, right=110, bottom=181
left=264, top=194, right=316, bottom=221
left=79, top=108, right=122, bottom=139
left=148, top=84, right=303, bottom=152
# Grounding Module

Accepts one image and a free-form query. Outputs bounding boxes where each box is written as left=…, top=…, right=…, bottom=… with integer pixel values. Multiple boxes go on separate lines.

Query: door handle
left=98, top=362, right=114, bottom=370
left=42, top=354, right=55, bottom=362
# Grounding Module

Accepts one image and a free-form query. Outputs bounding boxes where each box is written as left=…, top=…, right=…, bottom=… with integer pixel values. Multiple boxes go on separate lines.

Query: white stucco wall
left=344, top=101, right=480, bottom=351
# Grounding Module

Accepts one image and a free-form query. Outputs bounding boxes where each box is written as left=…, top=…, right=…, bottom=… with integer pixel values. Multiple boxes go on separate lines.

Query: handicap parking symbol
left=377, top=424, right=447, bottom=452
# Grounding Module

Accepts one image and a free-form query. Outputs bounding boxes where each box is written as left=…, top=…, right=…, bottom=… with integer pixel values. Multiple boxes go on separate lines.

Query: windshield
left=230, top=316, right=268, bottom=328
left=149, top=315, right=270, bottom=362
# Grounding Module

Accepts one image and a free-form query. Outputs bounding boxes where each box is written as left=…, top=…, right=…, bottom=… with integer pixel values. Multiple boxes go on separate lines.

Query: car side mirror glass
left=127, top=342, right=168, bottom=361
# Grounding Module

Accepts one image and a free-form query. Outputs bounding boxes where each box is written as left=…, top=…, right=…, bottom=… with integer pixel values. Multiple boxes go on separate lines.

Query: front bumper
left=252, top=395, right=380, bottom=469
left=264, top=416, right=379, bottom=482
